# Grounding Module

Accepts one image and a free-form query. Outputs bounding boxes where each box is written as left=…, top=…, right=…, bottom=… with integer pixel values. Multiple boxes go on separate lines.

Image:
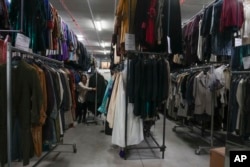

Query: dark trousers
left=76, top=101, right=87, bottom=123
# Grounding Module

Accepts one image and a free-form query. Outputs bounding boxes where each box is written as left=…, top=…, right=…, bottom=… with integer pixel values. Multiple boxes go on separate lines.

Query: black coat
left=86, top=73, right=106, bottom=105
left=162, top=0, right=183, bottom=54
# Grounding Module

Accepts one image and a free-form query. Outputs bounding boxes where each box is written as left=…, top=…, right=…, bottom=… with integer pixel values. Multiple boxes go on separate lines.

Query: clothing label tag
left=15, top=33, right=30, bottom=52
left=235, top=38, right=242, bottom=47
left=242, top=56, right=250, bottom=69
left=125, top=33, right=135, bottom=51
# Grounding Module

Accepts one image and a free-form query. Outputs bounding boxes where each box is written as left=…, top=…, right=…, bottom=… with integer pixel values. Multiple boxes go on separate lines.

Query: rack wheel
left=119, top=150, right=125, bottom=158
left=73, top=144, right=77, bottom=153
left=195, top=149, right=200, bottom=155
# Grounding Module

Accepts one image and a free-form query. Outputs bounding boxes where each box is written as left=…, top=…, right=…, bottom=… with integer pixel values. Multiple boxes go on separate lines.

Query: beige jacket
left=193, top=71, right=213, bottom=115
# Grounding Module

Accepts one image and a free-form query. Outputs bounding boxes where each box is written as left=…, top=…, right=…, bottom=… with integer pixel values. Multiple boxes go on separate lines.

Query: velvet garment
left=9, top=0, right=47, bottom=53
left=220, top=0, right=244, bottom=32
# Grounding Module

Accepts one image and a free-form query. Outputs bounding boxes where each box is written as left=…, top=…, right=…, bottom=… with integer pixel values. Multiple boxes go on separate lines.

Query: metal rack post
left=6, top=43, right=12, bottom=167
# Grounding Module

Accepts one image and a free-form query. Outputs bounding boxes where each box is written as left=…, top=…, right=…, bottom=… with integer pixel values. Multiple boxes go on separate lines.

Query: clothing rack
left=224, top=70, right=250, bottom=166
left=172, top=64, right=219, bottom=155
left=5, top=43, right=76, bottom=167
left=172, top=64, right=212, bottom=133
left=123, top=51, right=167, bottom=160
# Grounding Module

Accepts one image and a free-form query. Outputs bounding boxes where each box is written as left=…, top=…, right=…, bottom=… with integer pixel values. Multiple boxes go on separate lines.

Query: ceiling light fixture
left=77, top=35, right=85, bottom=41
left=101, top=41, right=105, bottom=48
left=104, top=49, right=107, bottom=55
left=95, top=21, right=102, bottom=31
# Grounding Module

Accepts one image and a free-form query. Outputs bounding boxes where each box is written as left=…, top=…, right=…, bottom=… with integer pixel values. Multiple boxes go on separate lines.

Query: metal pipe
left=20, top=0, right=24, bottom=32
left=210, top=91, right=215, bottom=147
left=114, top=0, right=118, bottom=15
left=127, top=50, right=167, bottom=55
left=95, top=70, right=98, bottom=120
left=11, top=46, right=63, bottom=65
left=162, top=102, right=167, bottom=158
left=124, top=59, right=129, bottom=160
left=127, top=147, right=161, bottom=150
left=148, top=132, right=161, bottom=148
left=86, top=0, right=102, bottom=48
left=0, top=30, right=21, bottom=32
left=32, top=145, right=58, bottom=167
left=232, top=71, right=250, bottom=74
left=167, top=0, right=171, bottom=36
left=7, top=43, right=12, bottom=167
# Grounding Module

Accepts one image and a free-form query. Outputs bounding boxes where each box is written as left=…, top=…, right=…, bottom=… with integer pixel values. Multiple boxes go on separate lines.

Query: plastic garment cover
left=111, top=73, right=144, bottom=147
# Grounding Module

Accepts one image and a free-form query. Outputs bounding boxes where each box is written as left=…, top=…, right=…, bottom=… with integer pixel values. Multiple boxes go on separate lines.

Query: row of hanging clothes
left=228, top=72, right=250, bottom=140
left=181, top=0, right=246, bottom=66
left=113, top=0, right=183, bottom=55
left=0, top=55, right=79, bottom=166
left=168, top=64, right=231, bottom=131
left=0, top=0, right=91, bottom=69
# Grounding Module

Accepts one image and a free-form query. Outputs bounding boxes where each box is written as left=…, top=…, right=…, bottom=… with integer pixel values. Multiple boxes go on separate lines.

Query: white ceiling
left=50, top=0, right=214, bottom=58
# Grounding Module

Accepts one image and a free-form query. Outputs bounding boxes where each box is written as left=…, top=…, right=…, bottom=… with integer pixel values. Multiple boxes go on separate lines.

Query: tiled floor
left=8, top=117, right=214, bottom=167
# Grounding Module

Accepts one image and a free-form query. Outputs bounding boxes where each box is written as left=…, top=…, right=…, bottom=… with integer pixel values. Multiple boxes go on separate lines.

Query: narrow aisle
left=22, top=117, right=210, bottom=167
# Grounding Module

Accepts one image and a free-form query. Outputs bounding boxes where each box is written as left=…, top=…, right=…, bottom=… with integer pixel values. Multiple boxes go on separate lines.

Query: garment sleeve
left=78, top=82, right=92, bottom=91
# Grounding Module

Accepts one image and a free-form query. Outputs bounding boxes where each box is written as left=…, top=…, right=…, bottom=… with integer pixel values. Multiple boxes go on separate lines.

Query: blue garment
left=98, top=78, right=114, bottom=114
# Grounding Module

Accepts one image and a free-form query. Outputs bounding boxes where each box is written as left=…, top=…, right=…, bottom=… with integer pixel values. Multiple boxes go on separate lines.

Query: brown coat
left=31, top=64, right=47, bottom=157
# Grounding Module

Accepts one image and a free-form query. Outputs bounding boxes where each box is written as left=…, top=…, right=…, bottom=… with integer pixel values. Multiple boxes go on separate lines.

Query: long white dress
left=111, top=65, right=144, bottom=147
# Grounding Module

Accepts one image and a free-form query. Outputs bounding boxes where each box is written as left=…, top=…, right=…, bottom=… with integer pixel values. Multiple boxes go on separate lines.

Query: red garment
left=0, top=35, right=9, bottom=65
left=220, top=0, right=244, bottom=32
left=146, top=0, right=157, bottom=46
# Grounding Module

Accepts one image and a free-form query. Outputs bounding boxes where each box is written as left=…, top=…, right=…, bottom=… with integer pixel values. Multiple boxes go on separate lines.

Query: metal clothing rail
left=123, top=53, right=167, bottom=160
left=172, top=65, right=220, bottom=155
left=6, top=44, right=76, bottom=167
left=127, top=50, right=167, bottom=56
left=231, top=71, right=250, bottom=74
left=11, top=46, right=64, bottom=65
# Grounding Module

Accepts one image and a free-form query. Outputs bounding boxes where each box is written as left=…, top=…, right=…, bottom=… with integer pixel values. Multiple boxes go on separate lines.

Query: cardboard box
left=210, top=147, right=225, bottom=167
